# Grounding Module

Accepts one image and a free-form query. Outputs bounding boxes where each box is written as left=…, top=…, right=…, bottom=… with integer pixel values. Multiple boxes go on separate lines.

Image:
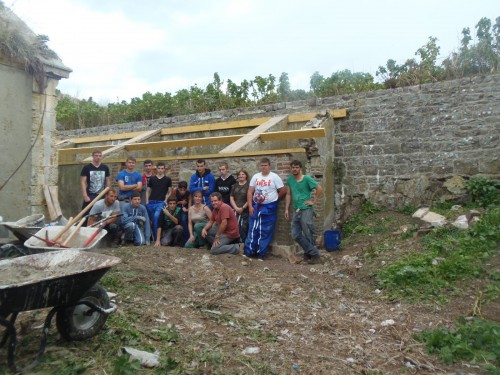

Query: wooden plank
left=288, top=112, right=317, bottom=123
left=49, top=186, right=63, bottom=218
left=82, top=129, right=161, bottom=162
left=125, top=135, right=242, bottom=151
left=160, top=117, right=271, bottom=135
left=260, top=128, right=325, bottom=141
left=70, top=131, right=146, bottom=144
left=219, top=115, right=288, bottom=154
left=328, top=108, right=348, bottom=118
left=59, top=148, right=306, bottom=166
left=60, top=145, right=111, bottom=157
left=44, top=185, right=63, bottom=220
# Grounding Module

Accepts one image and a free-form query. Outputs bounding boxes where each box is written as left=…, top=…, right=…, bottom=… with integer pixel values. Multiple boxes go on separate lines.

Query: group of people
left=81, top=150, right=323, bottom=264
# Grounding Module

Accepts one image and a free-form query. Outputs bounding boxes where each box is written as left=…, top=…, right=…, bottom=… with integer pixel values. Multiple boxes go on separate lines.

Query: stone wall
left=330, top=74, right=499, bottom=220
left=58, top=74, right=499, bottom=246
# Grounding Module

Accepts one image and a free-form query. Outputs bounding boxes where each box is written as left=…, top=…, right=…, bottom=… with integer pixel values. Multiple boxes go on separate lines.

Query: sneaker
left=307, top=255, right=321, bottom=265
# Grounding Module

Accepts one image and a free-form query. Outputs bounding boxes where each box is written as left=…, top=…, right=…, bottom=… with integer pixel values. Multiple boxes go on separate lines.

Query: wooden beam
left=59, top=128, right=326, bottom=160
left=82, top=129, right=161, bottom=162
left=160, top=117, right=271, bottom=135
left=59, top=148, right=306, bottom=166
left=328, top=108, right=348, bottom=118
left=124, top=135, right=242, bottom=151
left=219, top=115, right=288, bottom=154
left=69, top=131, right=146, bottom=144
left=260, top=128, right=325, bottom=141
left=288, top=112, right=317, bottom=123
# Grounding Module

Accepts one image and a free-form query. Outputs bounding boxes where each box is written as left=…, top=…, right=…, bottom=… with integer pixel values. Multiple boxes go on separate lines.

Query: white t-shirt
left=249, top=172, right=284, bottom=204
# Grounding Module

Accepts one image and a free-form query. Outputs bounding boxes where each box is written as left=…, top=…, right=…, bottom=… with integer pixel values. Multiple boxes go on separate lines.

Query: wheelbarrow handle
left=84, top=222, right=107, bottom=248
left=89, top=213, right=123, bottom=228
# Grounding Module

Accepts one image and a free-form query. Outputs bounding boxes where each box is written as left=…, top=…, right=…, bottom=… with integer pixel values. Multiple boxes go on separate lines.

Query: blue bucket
left=324, top=229, right=341, bottom=251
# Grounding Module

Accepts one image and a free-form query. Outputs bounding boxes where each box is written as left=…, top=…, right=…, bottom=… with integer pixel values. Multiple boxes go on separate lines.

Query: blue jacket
left=121, top=203, right=151, bottom=241
left=189, top=169, right=215, bottom=206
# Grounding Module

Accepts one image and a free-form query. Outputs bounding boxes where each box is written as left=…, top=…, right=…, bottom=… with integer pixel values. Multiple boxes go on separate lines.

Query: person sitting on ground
left=174, top=180, right=191, bottom=243
left=185, top=190, right=212, bottom=249
left=201, top=192, right=240, bottom=255
left=155, top=197, right=183, bottom=247
left=120, top=192, right=151, bottom=246
left=87, top=189, right=122, bottom=247
left=230, top=169, right=250, bottom=243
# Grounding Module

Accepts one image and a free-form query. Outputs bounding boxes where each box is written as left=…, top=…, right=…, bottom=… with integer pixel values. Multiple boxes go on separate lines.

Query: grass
left=414, top=318, right=499, bottom=373
left=375, top=206, right=499, bottom=301
left=342, top=201, right=381, bottom=238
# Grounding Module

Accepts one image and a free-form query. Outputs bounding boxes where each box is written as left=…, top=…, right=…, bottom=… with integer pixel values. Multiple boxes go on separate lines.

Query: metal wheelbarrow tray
left=24, top=225, right=108, bottom=252
left=0, top=214, right=45, bottom=242
left=0, top=250, right=121, bottom=372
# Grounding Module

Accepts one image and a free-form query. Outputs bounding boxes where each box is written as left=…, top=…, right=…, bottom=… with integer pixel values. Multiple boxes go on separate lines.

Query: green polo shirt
left=286, top=175, right=319, bottom=210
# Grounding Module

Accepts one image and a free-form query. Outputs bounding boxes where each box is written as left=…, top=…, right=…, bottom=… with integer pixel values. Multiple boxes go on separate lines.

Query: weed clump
left=414, top=318, right=499, bottom=372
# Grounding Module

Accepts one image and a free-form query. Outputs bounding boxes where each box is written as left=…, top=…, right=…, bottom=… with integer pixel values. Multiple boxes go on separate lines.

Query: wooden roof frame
left=58, top=109, right=347, bottom=165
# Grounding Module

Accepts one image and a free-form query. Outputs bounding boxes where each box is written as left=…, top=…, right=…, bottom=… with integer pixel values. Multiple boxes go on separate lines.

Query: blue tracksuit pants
left=244, top=201, right=278, bottom=258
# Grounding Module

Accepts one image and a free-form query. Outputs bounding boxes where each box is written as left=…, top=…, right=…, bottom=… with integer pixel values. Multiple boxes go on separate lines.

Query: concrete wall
left=0, top=62, right=33, bottom=221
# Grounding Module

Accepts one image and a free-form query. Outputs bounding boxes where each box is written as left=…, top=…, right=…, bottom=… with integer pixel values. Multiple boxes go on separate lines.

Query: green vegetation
left=464, top=176, right=500, bottom=208
left=376, top=206, right=499, bottom=301
left=342, top=201, right=381, bottom=238
left=414, top=318, right=499, bottom=373
left=53, top=16, right=499, bottom=129
left=0, top=4, right=58, bottom=91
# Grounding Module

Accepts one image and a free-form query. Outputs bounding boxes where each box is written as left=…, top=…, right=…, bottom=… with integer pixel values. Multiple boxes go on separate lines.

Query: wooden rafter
left=59, top=148, right=306, bottom=166
left=82, top=129, right=160, bottom=162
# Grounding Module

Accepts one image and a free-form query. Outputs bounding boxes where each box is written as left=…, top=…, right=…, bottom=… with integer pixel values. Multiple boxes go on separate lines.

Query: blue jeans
left=291, top=208, right=319, bottom=257
left=146, top=200, right=165, bottom=241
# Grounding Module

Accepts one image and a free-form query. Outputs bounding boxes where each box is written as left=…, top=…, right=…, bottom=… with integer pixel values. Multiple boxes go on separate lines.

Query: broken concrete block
left=452, top=215, right=469, bottom=229
left=412, top=208, right=429, bottom=219
left=121, top=347, right=160, bottom=368
left=421, top=211, right=447, bottom=227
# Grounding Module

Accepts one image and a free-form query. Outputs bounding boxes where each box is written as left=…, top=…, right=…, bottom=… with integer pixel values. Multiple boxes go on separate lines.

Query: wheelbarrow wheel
left=56, top=284, right=110, bottom=341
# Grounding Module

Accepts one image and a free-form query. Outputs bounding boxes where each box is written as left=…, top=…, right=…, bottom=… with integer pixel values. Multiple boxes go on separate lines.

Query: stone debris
left=241, top=346, right=260, bottom=354
left=412, top=208, right=447, bottom=227
left=380, top=319, right=395, bottom=326
left=121, top=347, right=160, bottom=368
left=452, top=215, right=469, bottom=229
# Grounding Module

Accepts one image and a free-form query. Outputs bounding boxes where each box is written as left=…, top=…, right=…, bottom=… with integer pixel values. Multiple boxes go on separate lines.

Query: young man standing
left=285, top=160, right=323, bottom=264
left=80, top=149, right=110, bottom=211
left=201, top=192, right=240, bottom=255
left=141, top=159, right=155, bottom=203
left=215, top=162, right=236, bottom=204
left=116, top=157, right=143, bottom=205
left=120, top=192, right=151, bottom=246
left=87, top=189, right=122, bottom=247
left=189, top=159, right=215, bottom=209
left=146, top=162, right=172, bottom=241
left=244, top=158, right=285, bottom=260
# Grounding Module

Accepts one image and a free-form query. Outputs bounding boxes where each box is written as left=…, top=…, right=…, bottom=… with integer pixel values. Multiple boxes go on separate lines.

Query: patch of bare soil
left=2, top=211, right=497, bottom=374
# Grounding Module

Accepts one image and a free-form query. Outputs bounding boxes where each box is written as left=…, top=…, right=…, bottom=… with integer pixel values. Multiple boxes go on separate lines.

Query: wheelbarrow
left=24, top=225, right=109, bottom=252
left=0, top=250, right=121, bottom=372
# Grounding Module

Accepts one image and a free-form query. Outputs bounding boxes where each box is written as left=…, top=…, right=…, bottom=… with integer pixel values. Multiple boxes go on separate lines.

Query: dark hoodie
left=189, top=168, right=215, bottom=206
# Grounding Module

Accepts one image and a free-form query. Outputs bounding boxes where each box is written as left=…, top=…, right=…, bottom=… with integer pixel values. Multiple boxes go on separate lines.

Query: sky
left=6, top=0, right=499, bottom=104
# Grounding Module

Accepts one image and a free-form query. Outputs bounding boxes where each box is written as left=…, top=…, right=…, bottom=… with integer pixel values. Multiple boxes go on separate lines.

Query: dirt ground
left=2, top=211, right=498, bottom=374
